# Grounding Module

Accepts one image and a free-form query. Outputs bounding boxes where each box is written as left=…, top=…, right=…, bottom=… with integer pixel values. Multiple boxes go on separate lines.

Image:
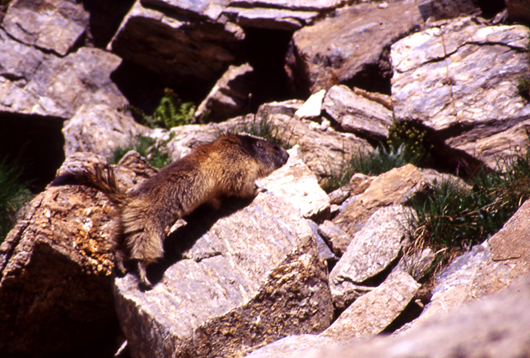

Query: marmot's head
left=220, top=133, right=289, bottom=177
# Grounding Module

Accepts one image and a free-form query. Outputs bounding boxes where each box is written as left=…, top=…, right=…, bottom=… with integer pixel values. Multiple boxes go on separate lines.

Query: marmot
left=51, top=133, right=289, bottom=288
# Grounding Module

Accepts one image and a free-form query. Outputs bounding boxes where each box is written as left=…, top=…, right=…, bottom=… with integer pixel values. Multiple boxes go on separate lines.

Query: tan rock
left=323, top=271, right=420, bottom=341
left=287, top=2, right=423, bottom=95
left=323, top=85, right=393, bottom=140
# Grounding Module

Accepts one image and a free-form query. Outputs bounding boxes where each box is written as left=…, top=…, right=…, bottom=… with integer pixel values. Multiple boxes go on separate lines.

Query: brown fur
left=51, top=133, right=289, bottom=288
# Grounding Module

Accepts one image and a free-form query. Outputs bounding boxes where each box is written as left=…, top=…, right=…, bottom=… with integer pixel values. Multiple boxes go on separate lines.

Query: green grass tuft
left=0, top=159, right=33, bottom=243
left=131, top=88, right=195, bottom=129
left=409, top=147, right=530, bottom=256
left=112, top=135, right=172, bottom=168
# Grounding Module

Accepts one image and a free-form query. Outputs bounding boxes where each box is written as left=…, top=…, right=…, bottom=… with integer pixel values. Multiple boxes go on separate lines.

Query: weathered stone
left=391, top=17, right=530, bottom=167
left=329, top=205, right=412, bottom=308
left=0, top=152, right=154, bottom=357
left=195, top=63, right=254, bottom=122
left=333, top=164, right=423, bottom=240
left=323, top=271, right=420, bottom=340
left=323, top=85, right=393, bottom=140
left=0, top=34, right=127, bottom=119
left=259, top=145, right=330, bottom=221
left=63, top=104, right=149, bottom=161
left=417, top=0, right=481, bottom=21
left=114, top=191, right=333, bottom=358
left=278, top=275, right=530, bottom=358
left=506, top=0, right=530, bottom=25
left=109, top=1, right=244, bottom=87
left=318, top=220, right=350, bottom=257
left=287, top=1, right=423, bottom=95
left=2, top=0, right=90, bottom=56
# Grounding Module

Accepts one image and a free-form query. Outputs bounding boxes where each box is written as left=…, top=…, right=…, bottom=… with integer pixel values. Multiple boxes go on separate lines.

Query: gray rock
left=287, top=1, right=423, bottom=95
left=2, top=0, right=90, bottom=56
left=62, top=104, right=149, bottom=161
left=195, top=63, right=254, bottom=122
left=222, top=0, right=343, bottom=30
left=306, top=220, right=336, bottom=263
left=391, top=17, right=530, bottom=167
left=114, top=192, right=333, bottom=358
left=329, top=205, right=412, bottom=308
left=417, top=0, right=481, bottom=21
left=109, top=1, right=244, bottom=87
left=244, top=334, right=338, bottom=358
left=323, top=84, right=393, bottom=140
left=0, top=34, right=127, bottom=119
left=318, top=220, right=350, bottom=256
left=323, top=271, right=420, bottom=340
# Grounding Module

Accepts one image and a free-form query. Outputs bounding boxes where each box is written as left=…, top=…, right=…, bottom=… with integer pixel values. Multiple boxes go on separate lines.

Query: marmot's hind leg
left=137, top=260, right=152, bottom=289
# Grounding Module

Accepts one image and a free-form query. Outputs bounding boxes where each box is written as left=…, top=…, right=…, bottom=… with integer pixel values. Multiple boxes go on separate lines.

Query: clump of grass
left=517, top=77, right=530, bottom=101
left=131, top=88, right=195, bottom=129
left=409, top=147, right=530, bottom=259
left=0, top=159, right=33, bottom=243
left=322, top=121, right=433, bottom=192
left=387, top=120, right=432, bottom=165
left=112, top=135, right=172, bottom=168
left=231, top=115, right=293, bottom=150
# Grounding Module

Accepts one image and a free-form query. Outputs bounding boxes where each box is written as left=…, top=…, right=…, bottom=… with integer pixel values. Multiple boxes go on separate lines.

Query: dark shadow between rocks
left=0, top=113, right=65, bottom=192
left=144, top=195, right=256, bottom=286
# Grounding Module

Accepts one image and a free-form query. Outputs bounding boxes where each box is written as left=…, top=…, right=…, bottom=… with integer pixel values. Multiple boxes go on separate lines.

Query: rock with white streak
left=391, top=17, right=530, bottom=168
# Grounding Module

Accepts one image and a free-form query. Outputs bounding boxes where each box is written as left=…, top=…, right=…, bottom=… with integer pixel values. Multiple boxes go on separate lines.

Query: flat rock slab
left=391, top=17, right=530, bottom=167
left=329, top=205, right=412, bottom=308
left=114, top=189, right=333, bottom=358
left=323, top=84, right=393, bottom=140
left=332, top=164, right=424, bottom=250
left=323, top=271, right=419, bottom=340
left=3, top=0, right=89, bottom=56
left=0, top=32, right=127, bottom=119
left=288, top=1, right=422, bottom=94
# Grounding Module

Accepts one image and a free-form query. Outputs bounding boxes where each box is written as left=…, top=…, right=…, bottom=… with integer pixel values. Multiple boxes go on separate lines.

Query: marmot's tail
left=51, top=164, right=128, bottom=208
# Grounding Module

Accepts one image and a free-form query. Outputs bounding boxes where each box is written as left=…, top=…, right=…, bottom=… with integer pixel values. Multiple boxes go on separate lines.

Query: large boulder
left=391, top=17, right=530, bottom=168
left=2, top=0, right=90, bottom=56
left=0, top=152, right=155, bottom=357
left=0, top=31, right=127, bottom=119
left=286, top=1, right=423, bottom=96
left=109, top=1, right=245, bottom=88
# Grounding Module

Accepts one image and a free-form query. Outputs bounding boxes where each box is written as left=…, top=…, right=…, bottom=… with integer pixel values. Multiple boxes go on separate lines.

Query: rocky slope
left=1, top=0, right=530, bottom=357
